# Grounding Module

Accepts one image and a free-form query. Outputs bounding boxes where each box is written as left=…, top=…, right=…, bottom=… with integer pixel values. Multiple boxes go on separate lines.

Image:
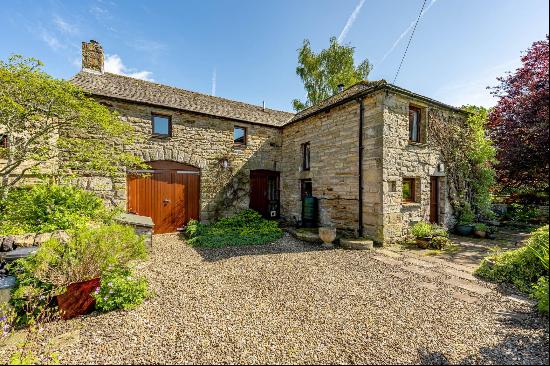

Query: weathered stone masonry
left=82, top=98, right=283, bottom=222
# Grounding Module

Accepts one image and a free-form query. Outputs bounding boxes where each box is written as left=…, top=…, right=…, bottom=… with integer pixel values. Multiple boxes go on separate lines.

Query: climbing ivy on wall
left=429, top=105, right=497, bottom=220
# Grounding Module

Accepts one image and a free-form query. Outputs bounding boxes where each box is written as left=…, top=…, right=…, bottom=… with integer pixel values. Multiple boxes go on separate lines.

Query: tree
left=488, top=36, right=549, bottom=195
left=292, top=37, right=372, bottom=111
left=0, top=55, right=144, bottom=199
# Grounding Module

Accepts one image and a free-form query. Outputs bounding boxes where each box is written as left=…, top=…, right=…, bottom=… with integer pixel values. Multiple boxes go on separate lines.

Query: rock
left=51, top=230, right=70, bottom=243
left=0, top=236, right=15, bottom=252
left=340, top=238, right=374, bottom=250
left=13, top=233, right=36, bottom=248
left=34, top=232, right=53, bottom=245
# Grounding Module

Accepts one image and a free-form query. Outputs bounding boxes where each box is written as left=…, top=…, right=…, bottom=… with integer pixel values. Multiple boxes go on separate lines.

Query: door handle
left=163, top=198, right=171, bottom=204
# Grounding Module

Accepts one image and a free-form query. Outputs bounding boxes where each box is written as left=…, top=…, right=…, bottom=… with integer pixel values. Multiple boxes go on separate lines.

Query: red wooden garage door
left=127, top=161, right=200, bottom=234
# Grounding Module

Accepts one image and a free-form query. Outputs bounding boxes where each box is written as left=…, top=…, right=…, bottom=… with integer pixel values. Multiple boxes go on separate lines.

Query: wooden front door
left=127, top=161, right=200, bottom=234
left=430, top=176, right=440, bottom=224
left=249, top=170, right=280, bottom=219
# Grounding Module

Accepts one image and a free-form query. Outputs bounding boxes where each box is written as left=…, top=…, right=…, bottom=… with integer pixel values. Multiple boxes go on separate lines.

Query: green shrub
left=93, top=268, right=149, bottom=312
left=506, top=203, right=544, bottom=223
left=0, top=184, right=115, bottom=235
left=7, top=223, right=148, bottom=323
left=456, top=202, right=475, bottom=225
left=411, top=222, right=433, bottom=238
left=186, top=209, right=283, bottom=248
left=473, top=223, right=488, bottom=232
left=475, top=225, right=549, bottom=293
left=532, top=277, right=549, bottom=314
left=429, top=236, right=451, bottom=250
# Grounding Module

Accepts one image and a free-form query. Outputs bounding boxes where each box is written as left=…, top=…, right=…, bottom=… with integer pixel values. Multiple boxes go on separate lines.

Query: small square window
left=0, top=134, right=7, bottom=149
left=152, top=114, right=172, bottom=136
left=403, top=178, right=417, bottom=203
left=301, top=142, right=310, bottom=171
left=301, top=179, right=312, bottom=200
left=409, top=106, right=422, bottom=143
left=234, top=126, right=246, bottom=145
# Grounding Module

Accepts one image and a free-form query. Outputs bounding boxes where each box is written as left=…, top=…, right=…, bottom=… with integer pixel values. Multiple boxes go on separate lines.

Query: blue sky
left=1, top=0, right=548, bottom=112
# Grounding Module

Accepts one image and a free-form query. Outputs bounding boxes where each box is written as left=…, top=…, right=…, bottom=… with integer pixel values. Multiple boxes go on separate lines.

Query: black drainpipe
left=357, top=97, right=364, bottom=237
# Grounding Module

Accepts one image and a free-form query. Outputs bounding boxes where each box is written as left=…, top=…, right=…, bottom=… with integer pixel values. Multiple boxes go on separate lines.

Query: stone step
left=451, top=291, right=479, bottom=304
left=372, top=255, right=401, bottom=266
left=376, top=249, right=402, bottom=259
left=443, top=278, right=492, bottom=296
left=403, top=257, right=435, bottom=268
left=401, top=265, right=439, bottom=279
left=340, top=238, right=374, bottom=250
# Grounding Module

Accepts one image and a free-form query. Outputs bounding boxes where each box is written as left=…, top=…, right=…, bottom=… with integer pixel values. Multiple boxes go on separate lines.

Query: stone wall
left=82, top=98, right=282, bottom=222
left=381, top=92, right=465, bottom=242
left=280, top=94, right=384, bottom=239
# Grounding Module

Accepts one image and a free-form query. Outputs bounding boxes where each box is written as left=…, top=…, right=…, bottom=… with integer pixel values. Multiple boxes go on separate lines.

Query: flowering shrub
left=93, top=268, right=149, bottom=312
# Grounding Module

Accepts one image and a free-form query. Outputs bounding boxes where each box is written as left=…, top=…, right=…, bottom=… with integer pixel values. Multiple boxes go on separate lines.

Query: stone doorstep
left=340, top=238, right=374, bottom=250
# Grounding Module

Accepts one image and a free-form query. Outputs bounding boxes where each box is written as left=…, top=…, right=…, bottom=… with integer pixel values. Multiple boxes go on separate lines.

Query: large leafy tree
left=488, top=36, right=549, bottom=194
left=0, top=55, right=144, bottom=199
left=292, top=37, right=372, bottom=111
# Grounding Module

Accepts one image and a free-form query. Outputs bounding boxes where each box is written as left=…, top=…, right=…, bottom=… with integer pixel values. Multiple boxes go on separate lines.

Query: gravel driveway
left=1, top=233, right=548, bottom=364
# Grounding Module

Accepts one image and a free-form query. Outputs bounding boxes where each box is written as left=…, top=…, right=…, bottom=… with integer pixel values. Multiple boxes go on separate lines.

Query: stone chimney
left=82, top=40, right=104, bottom=73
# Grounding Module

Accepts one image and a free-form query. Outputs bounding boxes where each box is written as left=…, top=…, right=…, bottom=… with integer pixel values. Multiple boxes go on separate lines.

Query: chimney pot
left=82, top=40, right=104, bottom=73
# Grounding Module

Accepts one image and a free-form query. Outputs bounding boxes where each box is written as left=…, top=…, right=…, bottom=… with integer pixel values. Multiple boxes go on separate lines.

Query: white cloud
left=378, top=0, right=438, bottom=66
left=41, top=30, right=64, bottom=50
left=338, top=0, right=366, bottom=43
left=53, top=15, right=78, bottom=34
left=433, top=59, right=521, bottom=107
left=104, top=54, right=154, bottom=81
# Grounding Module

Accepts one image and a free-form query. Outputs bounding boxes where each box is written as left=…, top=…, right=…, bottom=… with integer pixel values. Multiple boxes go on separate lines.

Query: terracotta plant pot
left=56, top=278, right=100, bottom=320
left=415, top=237, right=431, bottom=249
left=474, top=230, right=486, bottom=238
left=318, top=227, right=336, bottom=247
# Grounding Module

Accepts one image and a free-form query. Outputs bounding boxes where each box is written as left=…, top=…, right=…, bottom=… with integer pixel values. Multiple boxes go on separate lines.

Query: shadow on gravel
left=185, top=234, right=330, bottom=262
left=418, top=331, right=549, bottom=365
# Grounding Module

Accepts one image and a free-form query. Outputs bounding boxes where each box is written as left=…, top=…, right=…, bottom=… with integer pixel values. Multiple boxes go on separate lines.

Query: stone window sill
left=151, top=134, right=172, bottom=140
left=407, top=141, right=427, bottom=147
left=402, top=202, right=421, bottom=208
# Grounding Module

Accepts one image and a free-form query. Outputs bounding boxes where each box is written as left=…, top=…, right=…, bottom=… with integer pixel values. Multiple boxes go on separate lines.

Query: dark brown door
left=249, top=170, right=280, bottom=219
left=127, top=161, right=200, bottom=234
left=430, top=176, right=440, bottom=224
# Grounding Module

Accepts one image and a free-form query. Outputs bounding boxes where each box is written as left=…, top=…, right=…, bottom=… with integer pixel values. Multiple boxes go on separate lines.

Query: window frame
left=408, top=105, right=422, bottom=143
left=151, top=113, right=172, bottom=137
left=0, top=134, right=7, bottom=149
left=302, top=142, right=311, bottom=171
left=233, top=126, right=247, bottom=146
left=300, top=179, right=313, bottom=200
left=402, top=178, right=417, bottom=203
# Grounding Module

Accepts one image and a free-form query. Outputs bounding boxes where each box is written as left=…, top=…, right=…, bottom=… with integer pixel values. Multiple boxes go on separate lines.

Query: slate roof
left=289, top=80, right=465, bottom=124
left=70, top=71, right=295, bottom=127
left=71, top=71, right=464, bottom=128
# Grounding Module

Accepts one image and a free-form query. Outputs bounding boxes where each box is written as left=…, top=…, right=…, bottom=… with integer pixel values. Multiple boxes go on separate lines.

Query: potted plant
left=411, top=222, right=434, bottom=249
left=473, top=223, right=487, bottom=238
left=8, top=223, right=147, bottom=321
left=455, top=202, right=475, bottom=236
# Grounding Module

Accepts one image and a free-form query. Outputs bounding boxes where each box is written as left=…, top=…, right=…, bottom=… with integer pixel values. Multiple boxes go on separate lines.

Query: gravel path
left=1, top=233, right=548, bottom=364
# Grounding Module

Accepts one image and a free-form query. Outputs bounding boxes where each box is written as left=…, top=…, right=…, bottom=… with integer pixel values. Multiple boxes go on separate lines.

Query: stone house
left=68, top=40, right=466, bottom=242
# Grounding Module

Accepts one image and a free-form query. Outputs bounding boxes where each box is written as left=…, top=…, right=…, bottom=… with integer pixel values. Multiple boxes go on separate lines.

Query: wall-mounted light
left=221, top=159, right=230, bottom=170
left=438, top=163, right=445, bottom=173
